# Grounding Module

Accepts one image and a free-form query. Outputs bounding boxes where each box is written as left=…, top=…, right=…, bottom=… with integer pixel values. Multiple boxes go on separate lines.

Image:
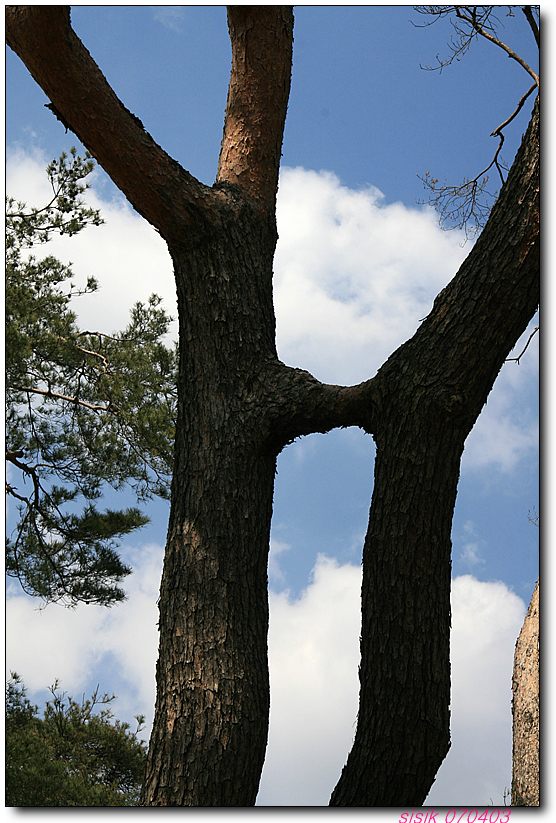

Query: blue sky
left=5, top=5, right=540, bottom=809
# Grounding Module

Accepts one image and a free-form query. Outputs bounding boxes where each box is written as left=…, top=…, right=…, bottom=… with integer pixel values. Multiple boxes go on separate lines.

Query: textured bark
left=6, top=5, right=539, bottom=807
left=511, top=580, right=539, bottom=806
left=330, top=96, right=539, bottom=806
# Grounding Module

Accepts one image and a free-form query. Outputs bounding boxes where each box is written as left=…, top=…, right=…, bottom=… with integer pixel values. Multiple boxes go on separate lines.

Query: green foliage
left=5, top=673, right=147, bottom=806
left=6, top=151, right=177, bottom=606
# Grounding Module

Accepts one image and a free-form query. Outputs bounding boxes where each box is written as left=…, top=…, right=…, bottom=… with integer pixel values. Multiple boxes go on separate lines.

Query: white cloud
left=458, top=520, right=487, bottom=569
left=274, top=166, right=538, bottom=477
left=258, top=555, right=362, bottom=806
left=426, top=575, right=527, bottom=806
left=258, top=559, right=526, bottom=807
left=274, top=167, right=470, bottom=386
left=6, top=147, right=177, bottom=342
left=268, top=539, right=291, bottom=586
left=460, top=321, right=539, bottom=475
left=6, top=542, right=164, bottom=732
left=6, top=545, right=527, bottom=807
left=152, top=7, right=186, bottom=33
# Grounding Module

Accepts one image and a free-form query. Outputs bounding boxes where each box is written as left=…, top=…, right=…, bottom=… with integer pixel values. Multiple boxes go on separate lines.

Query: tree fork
left=7, top=5, right=539, bottom=807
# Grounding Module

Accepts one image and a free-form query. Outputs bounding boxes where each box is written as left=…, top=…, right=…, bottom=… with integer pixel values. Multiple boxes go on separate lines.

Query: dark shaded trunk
left=330, top=98, right=539, bottom=805
left=141, top=197, right=281, bottom=805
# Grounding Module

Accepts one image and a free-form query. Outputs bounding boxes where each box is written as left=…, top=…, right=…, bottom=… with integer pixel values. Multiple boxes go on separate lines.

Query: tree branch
left=16, top=385, right=118, bottom=414
left=523, top=6, right=540, bottom=48
left=216, top=6, right=294, bottom=210
left=506, top=325, right=539, bottom=364
left=454, top=6, right=539, bottom=88
left=5, top=6, right=222, bottom=242
left=491, top=82, right=537, bottom=138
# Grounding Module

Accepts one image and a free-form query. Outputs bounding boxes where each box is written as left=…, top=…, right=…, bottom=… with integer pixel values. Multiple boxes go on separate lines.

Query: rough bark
left=6, top=5, right=539, bottom=807
left=330, top=96, right=539, bottom=806
left=511, top=580, right=539, bottom=806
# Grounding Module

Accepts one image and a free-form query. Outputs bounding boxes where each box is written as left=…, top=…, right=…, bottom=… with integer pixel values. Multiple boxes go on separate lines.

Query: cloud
left=274, top=167, right=470, bottom=386
left=458, top=520, right=487, bottom=569
left=268, top=539, right=291, bottom=586
left=6, top=542, right=526, bottom=807
left=258, top=555, right=362, bottom=805
left=274, top=167, right=538, bottom=477
left=5, top=542, right=164, bottom=734
left=460, top=320, right=538, bottom=475
left=426, top=575, right=527, bottom=806
left=462, top=373, right=539, bottom=475
left=152, top=8, right=186, bottom=33
left=258, top=559, right=526, bottom=806
left=6, top=147, right=177, bottom=343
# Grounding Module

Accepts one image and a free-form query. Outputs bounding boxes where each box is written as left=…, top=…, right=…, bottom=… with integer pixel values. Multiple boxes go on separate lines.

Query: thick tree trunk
left=140, top=194, right=281, bottom=804
left=6, top=6, right=539, bottom=807
left=330, top=98, right=539, bottom=805
left=511, top=580, right=539, bottom=806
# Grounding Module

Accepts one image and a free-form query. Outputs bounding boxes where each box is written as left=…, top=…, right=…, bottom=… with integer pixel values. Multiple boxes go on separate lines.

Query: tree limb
left=523, top=6, right=540, bottom=48
left=16, top=385, right=119, bottom=414
left=454, top=6, right=539, bottom=88
left=5, top=5, right=221, bottom=242
left=216, top=6, right=294, bottom=210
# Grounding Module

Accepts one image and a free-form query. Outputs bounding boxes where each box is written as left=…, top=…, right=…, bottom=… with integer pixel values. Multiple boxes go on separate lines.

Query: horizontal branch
left=16, top=385, right=118, bottom=414
left=263, top=362, right=381, bottom=451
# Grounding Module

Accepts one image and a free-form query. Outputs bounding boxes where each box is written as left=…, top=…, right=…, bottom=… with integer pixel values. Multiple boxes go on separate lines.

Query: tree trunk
left=329, top=96, right=539, bottom=806
left=140, top=193, right=282, bottom=804
left=6, top=6, right=539, bottom=807
left=511, top=579, right=539, bottom=806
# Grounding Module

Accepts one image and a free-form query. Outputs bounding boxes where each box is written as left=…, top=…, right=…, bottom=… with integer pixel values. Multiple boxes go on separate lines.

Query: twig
left=455, top=6, right=539, bottom=88
left=506, top=326, right=539, bottom=365
left=491, top=83, right=538, bottom=138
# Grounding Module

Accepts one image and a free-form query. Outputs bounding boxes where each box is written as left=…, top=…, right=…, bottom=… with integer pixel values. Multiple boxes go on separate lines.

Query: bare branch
left=414, top=8, right=539, bottom=235
left=506, top=325, right=539, bottom=364
left=491, top=82, right=538, bottom=137
left=523, top=6, right=540, bottom=47
left=454, top=6, right=539, bottom=88
left=417, top=143, right=509, bottom=238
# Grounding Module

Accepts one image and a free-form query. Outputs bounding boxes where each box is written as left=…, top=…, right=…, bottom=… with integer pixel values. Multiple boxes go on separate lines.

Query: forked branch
left=506, top=325, right=539, bottom=365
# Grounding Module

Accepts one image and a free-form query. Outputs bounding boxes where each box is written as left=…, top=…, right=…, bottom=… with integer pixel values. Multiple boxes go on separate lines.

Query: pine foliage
left=5, top=673, right=147, bottom=806
left=5, top=151, right=177, bottom=606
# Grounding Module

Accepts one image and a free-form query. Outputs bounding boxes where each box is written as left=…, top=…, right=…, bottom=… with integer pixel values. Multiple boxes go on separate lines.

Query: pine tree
left=6, top=151, right=177, bottom=606
left=5, top=673, right=147, bottom=806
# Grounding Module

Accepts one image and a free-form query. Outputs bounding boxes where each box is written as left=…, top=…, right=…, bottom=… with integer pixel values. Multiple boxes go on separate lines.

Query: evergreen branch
left=17, top=385, right=120, bottom=413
